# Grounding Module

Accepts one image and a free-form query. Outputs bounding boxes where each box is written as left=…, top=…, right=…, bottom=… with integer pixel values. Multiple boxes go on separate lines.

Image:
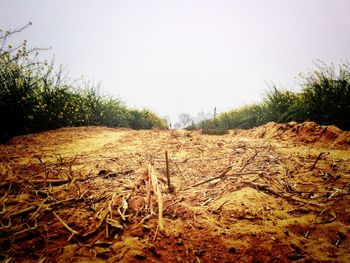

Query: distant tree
left=173, top=122, right=181, bottom=129
left=178, top=113, right=193, bottom=127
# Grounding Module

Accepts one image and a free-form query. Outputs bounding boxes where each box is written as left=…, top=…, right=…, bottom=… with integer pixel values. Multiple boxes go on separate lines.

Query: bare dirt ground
left=1, top=122, right=350, bottom=262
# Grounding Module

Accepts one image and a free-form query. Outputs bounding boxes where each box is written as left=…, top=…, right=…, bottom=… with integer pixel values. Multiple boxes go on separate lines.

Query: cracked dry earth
left=0, top=123, right=350, bottom=262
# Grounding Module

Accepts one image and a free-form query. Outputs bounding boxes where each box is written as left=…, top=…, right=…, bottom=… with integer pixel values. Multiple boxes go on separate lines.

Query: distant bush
left=184, top=121, right=197, bottom=131
left=200, top=104, right=264, bottom=133
left=201, top=126, right=229, bottom=135
left=0, top=24, right=167, bottom=142
left=198, top=62, right=350, bottom=132
left=129, top=109, right=167, bottom=129
left=198, top=118, right=228, bottom=135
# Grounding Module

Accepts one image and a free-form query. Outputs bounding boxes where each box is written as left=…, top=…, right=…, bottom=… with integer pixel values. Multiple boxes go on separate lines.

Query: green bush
left=262, top=87, right=301, bottom=123
left=300, top=62, right=350, bottom=129
left=129, top=109, right=167, bottom=129
left=201, top=126, right=229, bottom=135
left=200, top=104, right=265, bottom=132
left=0, top=24, right=167, bottom=142
left=197, top=62, right=350, bottom=131
left=185, top=121, right=197, bottom=131
left=199, top=118, right=228, bottom=135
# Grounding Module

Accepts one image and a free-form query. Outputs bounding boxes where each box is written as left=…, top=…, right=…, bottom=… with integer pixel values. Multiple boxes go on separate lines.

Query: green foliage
left=0, top=24, right=167, bottom=142
left=198, top=62, right=350, bottom=132
left=201, top=126, right=229, bottom=135
left=262, top=87, right=302, bottom=123
left=200, top=104, right=264, bottom=133
left=185, top=121, right=197, bottom=131
left=299, top=62, right=350, bottom=129
left=129, top=109, right=167, bottom=129
left=199, top=118, right=229, bottom=135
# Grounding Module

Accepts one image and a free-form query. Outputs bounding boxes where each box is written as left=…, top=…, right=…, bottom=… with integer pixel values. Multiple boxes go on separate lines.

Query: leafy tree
left=178, top=113, right=193, bottom=128
left=173, top=122, right=181, bottom=129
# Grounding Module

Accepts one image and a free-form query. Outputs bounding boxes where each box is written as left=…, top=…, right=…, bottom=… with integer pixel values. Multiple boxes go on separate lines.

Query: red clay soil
left=0, top=122, right=349, bottom=262
left=233, top=121, right=350, bottom=147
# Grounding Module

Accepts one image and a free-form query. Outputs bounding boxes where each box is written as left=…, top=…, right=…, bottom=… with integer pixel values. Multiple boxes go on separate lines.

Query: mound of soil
left=0, top=123, right=349, bottom=262
left=232, top=121, right=350, bottom=148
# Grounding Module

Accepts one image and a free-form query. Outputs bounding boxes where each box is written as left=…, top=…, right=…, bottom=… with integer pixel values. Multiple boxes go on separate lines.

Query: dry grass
left=0, top=123, right=349, bottom=262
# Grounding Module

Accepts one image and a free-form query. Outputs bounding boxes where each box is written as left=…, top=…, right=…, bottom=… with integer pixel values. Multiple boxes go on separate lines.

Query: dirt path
left=0, top=124, right=349, bottom=262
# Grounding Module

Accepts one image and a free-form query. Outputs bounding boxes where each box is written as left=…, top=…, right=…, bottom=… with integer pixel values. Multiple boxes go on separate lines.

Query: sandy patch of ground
left=1, top=123, right=349, bottom=262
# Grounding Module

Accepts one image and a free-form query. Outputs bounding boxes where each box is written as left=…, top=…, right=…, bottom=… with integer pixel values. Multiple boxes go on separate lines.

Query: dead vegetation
left=0, top=122, right=350, bottom=262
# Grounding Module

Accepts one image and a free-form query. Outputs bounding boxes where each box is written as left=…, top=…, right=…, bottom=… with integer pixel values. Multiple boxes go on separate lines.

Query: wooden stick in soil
left=5, top=197, right=84, bottom=219
left=53, top=211, right=79, bottom=235
left=149, top=165, right=164, bottom=230
left=165, top=150, right=172, bottom=192
left=310, top=152, right=328, bottom=171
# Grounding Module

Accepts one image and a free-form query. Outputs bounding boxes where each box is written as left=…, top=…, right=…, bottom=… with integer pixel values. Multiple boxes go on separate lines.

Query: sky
left=1, top=0, right=350, bottom=123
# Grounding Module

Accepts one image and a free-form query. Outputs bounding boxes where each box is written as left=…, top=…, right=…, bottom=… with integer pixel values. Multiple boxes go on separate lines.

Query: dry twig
left=310, top=152, right=329, bottom=171
left=52, top=211, right=79, bottom=235
left=189, top=170, right=264, bottom=189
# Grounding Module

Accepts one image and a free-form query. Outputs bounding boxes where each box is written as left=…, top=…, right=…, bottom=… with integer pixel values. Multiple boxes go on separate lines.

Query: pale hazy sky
left=1, top=0, right=350, bottom=122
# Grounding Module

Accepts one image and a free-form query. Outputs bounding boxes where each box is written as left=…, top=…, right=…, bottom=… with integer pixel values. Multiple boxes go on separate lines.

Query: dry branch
left=53, top=211, right=79, bottom=235
left=165, top=150, right=172, bottom=193
left=81, top=209, right=110, bottom=238
left=149, top=165, right=164, bottom=230
left=310, top=152, right=329, bottom=171
left=2, top=178, right=75, bottom=187
left=242, top=181, right=281, bottom=197
left=5, top=205, right=37, bottom=219
left=4, top=197, right=84, bottom=219
left=189, top=170, right=264, bottom=189
left=143, top=164, right=164, bottom=230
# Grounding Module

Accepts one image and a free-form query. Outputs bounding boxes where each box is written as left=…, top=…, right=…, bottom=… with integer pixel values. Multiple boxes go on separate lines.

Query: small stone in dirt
left=228, top=247, right=236, bottom=254
left=134, top=254, right=147, bottom=260
left=330, top=163, right=338, bottom=171
left=195, top=250, right=206, bottom=257
left=287, top=252, right=305, bottom=261
left=147, top=246, right=161, bottom=258
left=98, top=169, right=108, bottom=175
left=176, top=240, right=184, bottom=246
